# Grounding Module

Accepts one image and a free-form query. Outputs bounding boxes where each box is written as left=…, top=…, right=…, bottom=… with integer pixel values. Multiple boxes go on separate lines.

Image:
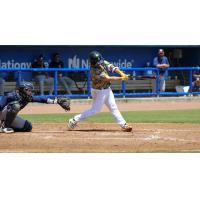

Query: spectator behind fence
left=0, top=71, right=9, bottom=96
left=191, top=68, right=200, bottom=93
left=152, top=49, right=170, bottom=93
left=0, top=77, right=5, bottom=96
left=32, top=55, right=54, bottom=95
left=49, top=53, right=73, bottom=95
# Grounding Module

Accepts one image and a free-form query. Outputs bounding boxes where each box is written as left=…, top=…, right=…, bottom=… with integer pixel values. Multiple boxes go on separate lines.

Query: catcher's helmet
left=88, top=51, right=103, bottom=65
left=16, top=81, right=34, bottom=100
left=17, top=81, right=34, bottom=91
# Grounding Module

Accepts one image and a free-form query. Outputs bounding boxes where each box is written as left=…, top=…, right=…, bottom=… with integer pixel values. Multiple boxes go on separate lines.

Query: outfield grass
left=19, top=109, right=200, bottom=123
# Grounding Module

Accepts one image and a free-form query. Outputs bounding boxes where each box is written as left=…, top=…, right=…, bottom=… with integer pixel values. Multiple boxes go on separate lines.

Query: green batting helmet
left=89, top=51, right=103, bottom=65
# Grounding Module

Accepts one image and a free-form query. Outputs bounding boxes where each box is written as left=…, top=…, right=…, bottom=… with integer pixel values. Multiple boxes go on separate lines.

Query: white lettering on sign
left=68, top=55, right=134, bottom=68
left=0, top=60, right=32, bottom=68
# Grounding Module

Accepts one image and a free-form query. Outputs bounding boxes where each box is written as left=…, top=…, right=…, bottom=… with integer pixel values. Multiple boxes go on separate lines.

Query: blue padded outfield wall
left=0, top=45, right=200, bottom=81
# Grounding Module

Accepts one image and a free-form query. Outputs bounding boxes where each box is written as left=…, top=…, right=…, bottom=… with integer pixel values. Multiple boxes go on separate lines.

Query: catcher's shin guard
left=3, top=102, right=20, bottom=129
left=13, top=120, right=32, bottom=132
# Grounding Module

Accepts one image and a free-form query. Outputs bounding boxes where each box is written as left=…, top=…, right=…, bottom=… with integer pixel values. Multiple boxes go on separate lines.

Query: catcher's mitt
left=57, top=97, right=71, bottom=111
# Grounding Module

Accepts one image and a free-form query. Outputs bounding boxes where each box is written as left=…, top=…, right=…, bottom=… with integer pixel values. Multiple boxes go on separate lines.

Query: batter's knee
left=109, top=104, right=118, bottom=111
left=90, top=108, right=101, bottom=115
left=22, top=120, right=32, bottom=132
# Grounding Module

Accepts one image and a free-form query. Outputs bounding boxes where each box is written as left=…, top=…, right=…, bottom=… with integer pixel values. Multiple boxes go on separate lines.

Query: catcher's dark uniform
left=0, top=91, right=51, bottom=133
left=0, top=82, right=70, bottom=133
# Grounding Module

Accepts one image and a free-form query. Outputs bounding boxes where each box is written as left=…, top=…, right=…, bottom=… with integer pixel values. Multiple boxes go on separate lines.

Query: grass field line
left=31, top=128, right=200, bottom=134
left=139, top=128, right=197, bottom=132
left=32, top=130, right=65, bottom=133
left=0, top=150, right=27, bottom=153
left=20, top=109, right=200, bottom=124
left=29, top=132, right=200, bottom=143
left=64, top=136, right=199, bottom=143
left=159, top=136, right=198, bottom=143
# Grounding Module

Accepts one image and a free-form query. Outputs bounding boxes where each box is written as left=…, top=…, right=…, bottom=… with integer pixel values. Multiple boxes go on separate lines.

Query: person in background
left=0, top=77, right=5, bottom=96
left=152, top=49, right=170, bottom=93
left=191, top=68, right=200, bottom=93
left=0, top=71, right=9, bottom=96
left=49, top=53, right=73, bottom=95
left=32, top=55, right=54, bottom=95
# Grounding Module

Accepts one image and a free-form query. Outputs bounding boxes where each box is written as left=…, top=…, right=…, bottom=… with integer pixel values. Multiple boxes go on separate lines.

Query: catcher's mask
left=89, top=51, right=103, bottom=65
left=16, top=81, right=34, bottom=100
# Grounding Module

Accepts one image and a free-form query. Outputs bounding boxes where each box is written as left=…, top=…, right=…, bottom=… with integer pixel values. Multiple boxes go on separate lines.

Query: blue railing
left=121, top=67, right=196, bottom=97
left=0, top=67, right=199, bottom=97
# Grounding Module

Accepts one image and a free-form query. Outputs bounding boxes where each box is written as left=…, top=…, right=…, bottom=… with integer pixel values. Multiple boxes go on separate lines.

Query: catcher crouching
left=0, top=81, right=70, bottom=133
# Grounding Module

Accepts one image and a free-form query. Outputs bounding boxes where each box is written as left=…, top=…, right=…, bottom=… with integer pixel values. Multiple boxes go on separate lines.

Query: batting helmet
left=89, top=51, right=103, bottom=65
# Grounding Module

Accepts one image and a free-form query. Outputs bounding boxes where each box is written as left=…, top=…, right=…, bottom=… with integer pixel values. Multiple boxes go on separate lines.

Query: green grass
left=19, top=109, right=200, bottom=123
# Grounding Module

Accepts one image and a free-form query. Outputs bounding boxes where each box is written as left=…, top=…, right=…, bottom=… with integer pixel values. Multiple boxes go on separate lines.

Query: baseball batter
left=68, top=51, right=132, bottom=132
left=0, top=81, right=70, bottom=133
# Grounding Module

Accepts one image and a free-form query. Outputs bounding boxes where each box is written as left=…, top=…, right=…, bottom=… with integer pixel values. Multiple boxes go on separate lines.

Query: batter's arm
left=103, top=74, right=128, bottom=81
left=115, top=68, right=126, bottom=76
left=114, top=68, right=130, bottom=80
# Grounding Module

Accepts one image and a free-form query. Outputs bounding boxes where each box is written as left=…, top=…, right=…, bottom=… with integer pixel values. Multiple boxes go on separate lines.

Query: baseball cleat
left=0, top=127, right=14, bottom=134
left=121, top=123, right=132, bottom=132
left=0, top=121, right=14, bottom=133
left=68, top=118, right=77, bottom=130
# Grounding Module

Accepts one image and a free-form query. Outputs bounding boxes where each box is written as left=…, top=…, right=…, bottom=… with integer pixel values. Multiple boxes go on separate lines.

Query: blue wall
left=0, top=45, right=200, bottom=81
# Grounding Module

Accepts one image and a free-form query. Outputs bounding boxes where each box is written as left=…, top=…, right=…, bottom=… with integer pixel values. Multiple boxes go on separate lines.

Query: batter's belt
left=92, top=86, right=110, bottom=90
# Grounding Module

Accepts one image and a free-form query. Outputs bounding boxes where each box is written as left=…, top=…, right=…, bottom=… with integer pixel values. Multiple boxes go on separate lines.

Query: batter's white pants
left=74, top=88, right=126, bottom=127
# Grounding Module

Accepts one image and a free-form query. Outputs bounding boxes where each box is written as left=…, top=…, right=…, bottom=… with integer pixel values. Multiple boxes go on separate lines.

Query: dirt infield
left=1, top=123, right=200, bottom=152
left=1, top=98, right=200, bottom=153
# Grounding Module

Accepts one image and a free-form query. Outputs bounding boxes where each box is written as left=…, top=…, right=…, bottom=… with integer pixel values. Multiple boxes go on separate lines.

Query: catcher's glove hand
left=57, top=97, right=71, bottom=111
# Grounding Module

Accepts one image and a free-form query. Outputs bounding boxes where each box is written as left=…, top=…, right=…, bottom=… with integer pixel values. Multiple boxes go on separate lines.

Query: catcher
left=68, top=51, right=132, bottom=132
left=0, top=81, right=70, bottom=133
